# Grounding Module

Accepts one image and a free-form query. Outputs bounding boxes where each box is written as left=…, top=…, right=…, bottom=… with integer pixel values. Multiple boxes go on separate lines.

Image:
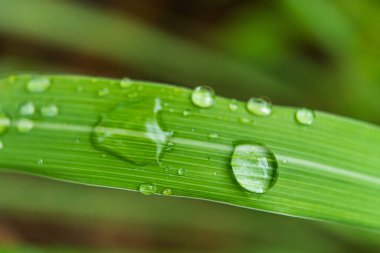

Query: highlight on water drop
left=191, top=86, right=215, bottom=108
left=231, top=142, right=279, bottom=193
left=295, top=108, right=315, bottom=126
left=246, top=97, right=272, bottom=116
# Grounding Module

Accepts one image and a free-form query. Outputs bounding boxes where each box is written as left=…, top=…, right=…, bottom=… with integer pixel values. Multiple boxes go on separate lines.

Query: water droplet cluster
left=0, top=75, right=319, bottom=196
left=139, top=184, right=157, bottom=195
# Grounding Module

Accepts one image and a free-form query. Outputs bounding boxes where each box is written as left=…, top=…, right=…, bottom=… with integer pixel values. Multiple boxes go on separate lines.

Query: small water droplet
left=0, top=113, right=11, bottom=135
left=0, top=140, right=4, bottom=150
left=37, top=159, right=44, bottom=165
left=76, top=86, right=83, bottom=92
left=162, top=188, right=172, bottom=196
left=27, top=76, right=50, bottom=93
left=20, top=102, right=35, bottom=116
left=41, top=104, right=59, bottom=117
left=182, top=109, right=191, bottom=117
left=177, top=168, right=186, bottom=176
left=231, top=143, right=279, bottom=193
left=128, top=92, right=138, bottom=98
left=238, top=117, right=251, bottom=124
left=228, top=101, right=238, bottom=111
left=295, top=108, right=315, bottom=126
left=208, top=133, right=219, bottom=139
left=98, top=88, right=109, bottom=97
left=191, top=86, right=215, bottom=108
left=247, top=97, right=272, bottom=116
left=120, top=77, right=133, bottom=88
left=17, top=118, right=34, bottom=133
left=8, top=76, right=16, bottom=82
left=139, top=184, right=157, bottom=195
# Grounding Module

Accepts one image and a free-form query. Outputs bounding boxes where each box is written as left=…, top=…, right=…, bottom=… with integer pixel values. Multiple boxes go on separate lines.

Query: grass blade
left=0, top=74, right=379, bottom=230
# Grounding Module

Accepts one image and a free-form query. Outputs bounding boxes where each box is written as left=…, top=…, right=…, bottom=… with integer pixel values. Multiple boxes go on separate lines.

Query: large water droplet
left=120, top=77, right=133, bottom=88
left=246, top=98, right=272, bottom=116
left=20, top=102, right=35, bottom=116
left=295, top=108, right=315, bottom=126
left=139, top=184, right=157, bottom=195
left=17, top=118, right=34, bottom=133
left=92, top=98, right=171, bottom=166
left=0, top=113, right=11, bottom=135
left=231, top=143, right=278, bottom=193
left=41, top=104, right=59, bottom=117
left=191, top=86, right=215, bottom=108
left=27, top=76, right=50, bottom=93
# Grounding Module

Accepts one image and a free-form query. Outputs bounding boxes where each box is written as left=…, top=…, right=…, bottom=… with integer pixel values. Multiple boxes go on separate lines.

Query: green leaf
left=0, top=74, right=379, bottom=230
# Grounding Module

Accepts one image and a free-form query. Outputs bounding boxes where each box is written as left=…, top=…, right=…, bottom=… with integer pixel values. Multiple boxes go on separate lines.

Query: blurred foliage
left=0, top=172, right=380, bottom=253
left=0, top=0, right=379, bottom=252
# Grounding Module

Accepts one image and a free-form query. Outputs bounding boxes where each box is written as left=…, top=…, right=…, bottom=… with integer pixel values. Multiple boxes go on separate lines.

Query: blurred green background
left=0, top=0, right=379, bottom=252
